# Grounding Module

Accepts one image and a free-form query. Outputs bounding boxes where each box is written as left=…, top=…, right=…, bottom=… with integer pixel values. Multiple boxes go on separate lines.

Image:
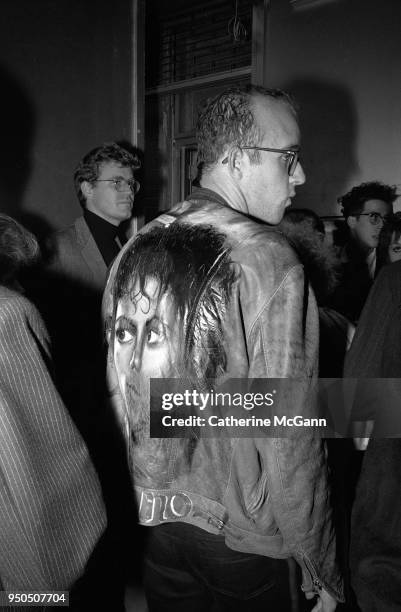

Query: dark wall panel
left=0, top=0, right=132, bottom=234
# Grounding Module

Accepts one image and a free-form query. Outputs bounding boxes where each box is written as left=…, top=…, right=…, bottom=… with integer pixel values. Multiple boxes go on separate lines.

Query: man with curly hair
left=330, top=181, right=398, bottom=322
left=103, top=86, right=343, bottom=611
left=50, top=142, right=141, bottom=293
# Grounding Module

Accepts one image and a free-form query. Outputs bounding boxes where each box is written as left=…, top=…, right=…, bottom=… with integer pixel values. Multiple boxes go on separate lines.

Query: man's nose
left=124, top=184, right=135, bottom=197
left=291, top=161, right=306, bottom=186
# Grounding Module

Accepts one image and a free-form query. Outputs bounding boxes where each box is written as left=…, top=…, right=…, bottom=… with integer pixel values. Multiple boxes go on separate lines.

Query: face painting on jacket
left=108, top=222, right=235, bottom=446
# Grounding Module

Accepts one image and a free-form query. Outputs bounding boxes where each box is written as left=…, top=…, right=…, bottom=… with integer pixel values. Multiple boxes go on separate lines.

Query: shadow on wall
left=0, top=63, right=52, bottom=240
left=284, top=78, right=359, bottom=215
left=0, top=63, right=34, bottom=218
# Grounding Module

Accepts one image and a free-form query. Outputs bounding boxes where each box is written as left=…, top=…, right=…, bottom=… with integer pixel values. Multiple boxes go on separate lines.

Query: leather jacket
left=103, top=188, right=343, bottom=602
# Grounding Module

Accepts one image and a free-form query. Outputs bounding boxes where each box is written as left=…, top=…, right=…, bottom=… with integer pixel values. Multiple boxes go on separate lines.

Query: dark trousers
left=143, top=522, right=291, bottom=612
left=350, top=440, right=401, bottom=612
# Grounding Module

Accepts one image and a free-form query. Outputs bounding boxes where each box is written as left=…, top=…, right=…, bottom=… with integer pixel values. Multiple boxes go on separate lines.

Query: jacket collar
left=187, top=188, right=229, bottom=209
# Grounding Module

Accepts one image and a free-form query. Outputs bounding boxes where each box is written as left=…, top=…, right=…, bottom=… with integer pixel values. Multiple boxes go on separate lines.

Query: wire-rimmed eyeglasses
left=95, top=177, right=140, bottom=194
left=222, top=146, right=300, bottom=176
left=356, top=212, right=391, bottom=226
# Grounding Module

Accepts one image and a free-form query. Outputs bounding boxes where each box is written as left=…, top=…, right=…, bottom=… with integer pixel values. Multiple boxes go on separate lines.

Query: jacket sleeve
left=0, top=294, right=106, bottom=591
left=249, top=264, right=343, bottom=602
left=344, top=264, right=401, bottom=434
left=345, top=264, right=396, bottom=377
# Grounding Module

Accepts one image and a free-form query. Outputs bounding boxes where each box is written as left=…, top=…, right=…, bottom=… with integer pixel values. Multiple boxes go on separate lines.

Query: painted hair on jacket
left=111, top=222, right=236, bottom=382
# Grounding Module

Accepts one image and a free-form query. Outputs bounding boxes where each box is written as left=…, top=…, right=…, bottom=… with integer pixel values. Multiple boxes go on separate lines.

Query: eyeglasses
left=222, top=146, right=300, bottom=176
left=357, top=212, right=391, bottom=226
left=95, top=177, right=140, bottom=194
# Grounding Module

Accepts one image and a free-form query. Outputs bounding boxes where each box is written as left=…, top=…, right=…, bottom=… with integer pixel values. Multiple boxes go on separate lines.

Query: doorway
left=138, top=0, right=268, bottom=222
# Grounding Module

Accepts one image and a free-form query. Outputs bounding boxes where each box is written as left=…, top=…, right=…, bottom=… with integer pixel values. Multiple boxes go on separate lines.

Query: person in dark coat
left=344, top=260, right=401, bottom=612
left=329, top=181, right=397, bottom=323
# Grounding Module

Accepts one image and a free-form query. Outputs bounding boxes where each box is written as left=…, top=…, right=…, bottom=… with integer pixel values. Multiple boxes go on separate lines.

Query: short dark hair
left=74, top=142, right=141, bottom=207
left=339, top=181, right=398, bottom=218
left=377, top=211, right=401, bottom=267
left=282, top=208, right=325, bottom=237
left=0, top=214, right=40, bottom=286
left=196, top=85, right=297, bottom=172
left=278, top=208, right=340, bottom=303
left=112, top=223, right=236, bottom=381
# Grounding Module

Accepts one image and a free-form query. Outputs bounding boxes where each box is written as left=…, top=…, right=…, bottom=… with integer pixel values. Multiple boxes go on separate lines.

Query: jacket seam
left=274, top=444, right=337, bottom=597
left=247, top=264, right=302, bottom=375
left=247, top=263, right=301, bottom=341
left=222, top=439, right=240, bottom=508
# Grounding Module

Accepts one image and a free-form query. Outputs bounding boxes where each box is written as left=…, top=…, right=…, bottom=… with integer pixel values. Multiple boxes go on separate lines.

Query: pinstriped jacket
left=0, top=286, right=106, bottom=591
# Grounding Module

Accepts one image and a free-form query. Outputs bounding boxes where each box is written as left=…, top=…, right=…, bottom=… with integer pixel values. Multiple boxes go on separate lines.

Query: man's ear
left=347, top=215, right=357, bottom=230
left=81, top=181, right=93, bottom=201
left=225, top=146, right=245, bottom=179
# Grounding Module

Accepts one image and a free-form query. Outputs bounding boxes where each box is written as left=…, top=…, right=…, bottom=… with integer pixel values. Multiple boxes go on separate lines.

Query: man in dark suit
left=329, top=181, right=397, bottom=323
left=33, top=148, right=140, bottom=606
left=43, top=143, right=141, bottom=423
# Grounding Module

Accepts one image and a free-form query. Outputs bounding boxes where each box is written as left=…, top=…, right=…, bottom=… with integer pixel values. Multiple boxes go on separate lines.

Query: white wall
left=264, top=0, right=401, bottom=214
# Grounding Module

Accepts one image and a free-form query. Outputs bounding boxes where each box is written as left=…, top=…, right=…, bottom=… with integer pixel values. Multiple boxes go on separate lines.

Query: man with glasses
left=330, top=181, right=397, bottom=322
left=45, top=140, right=141, bottom=420
left=45, top=141, right=141, bottom=417
left=49, top=142, right=141, bottom=293
left=103, top=86, right=343, bottom=611
left=37, top=144, right=142, bottom=612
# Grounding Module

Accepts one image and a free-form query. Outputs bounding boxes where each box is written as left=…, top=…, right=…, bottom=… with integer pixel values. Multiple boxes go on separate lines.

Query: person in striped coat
left=0, top=214, right=107, bottom=601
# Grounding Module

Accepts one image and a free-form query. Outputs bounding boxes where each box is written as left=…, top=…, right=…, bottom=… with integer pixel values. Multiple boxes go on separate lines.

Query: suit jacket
left=41, top=216, right=108, bottom=406
left=345, top=260, right=401, bottom=378
left=0, top=286, right=106, bottom=591
left=49, top=215, right=108, bottom=293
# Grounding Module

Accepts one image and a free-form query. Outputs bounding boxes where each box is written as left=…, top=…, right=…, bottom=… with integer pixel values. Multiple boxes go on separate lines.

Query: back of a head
left=281, top=208, right=325, bottom=237
left=0, top=214, right=40, bottom=288
left=196, top=85, right=296, bottom=174
left=278, top=208, right=341, bottom=303
left=377, top=211, right=401, bottom=266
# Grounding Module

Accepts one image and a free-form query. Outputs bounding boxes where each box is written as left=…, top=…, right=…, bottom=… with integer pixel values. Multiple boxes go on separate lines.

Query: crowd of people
left=0, top=85, right=400, bottom=612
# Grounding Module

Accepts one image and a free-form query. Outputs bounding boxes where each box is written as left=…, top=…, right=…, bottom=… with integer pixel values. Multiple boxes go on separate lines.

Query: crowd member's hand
left=353, top=418, right=374, bottom=450
left=354, top=436, right=370, bottom=451
left=305, top=587, right=337, bottom=612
